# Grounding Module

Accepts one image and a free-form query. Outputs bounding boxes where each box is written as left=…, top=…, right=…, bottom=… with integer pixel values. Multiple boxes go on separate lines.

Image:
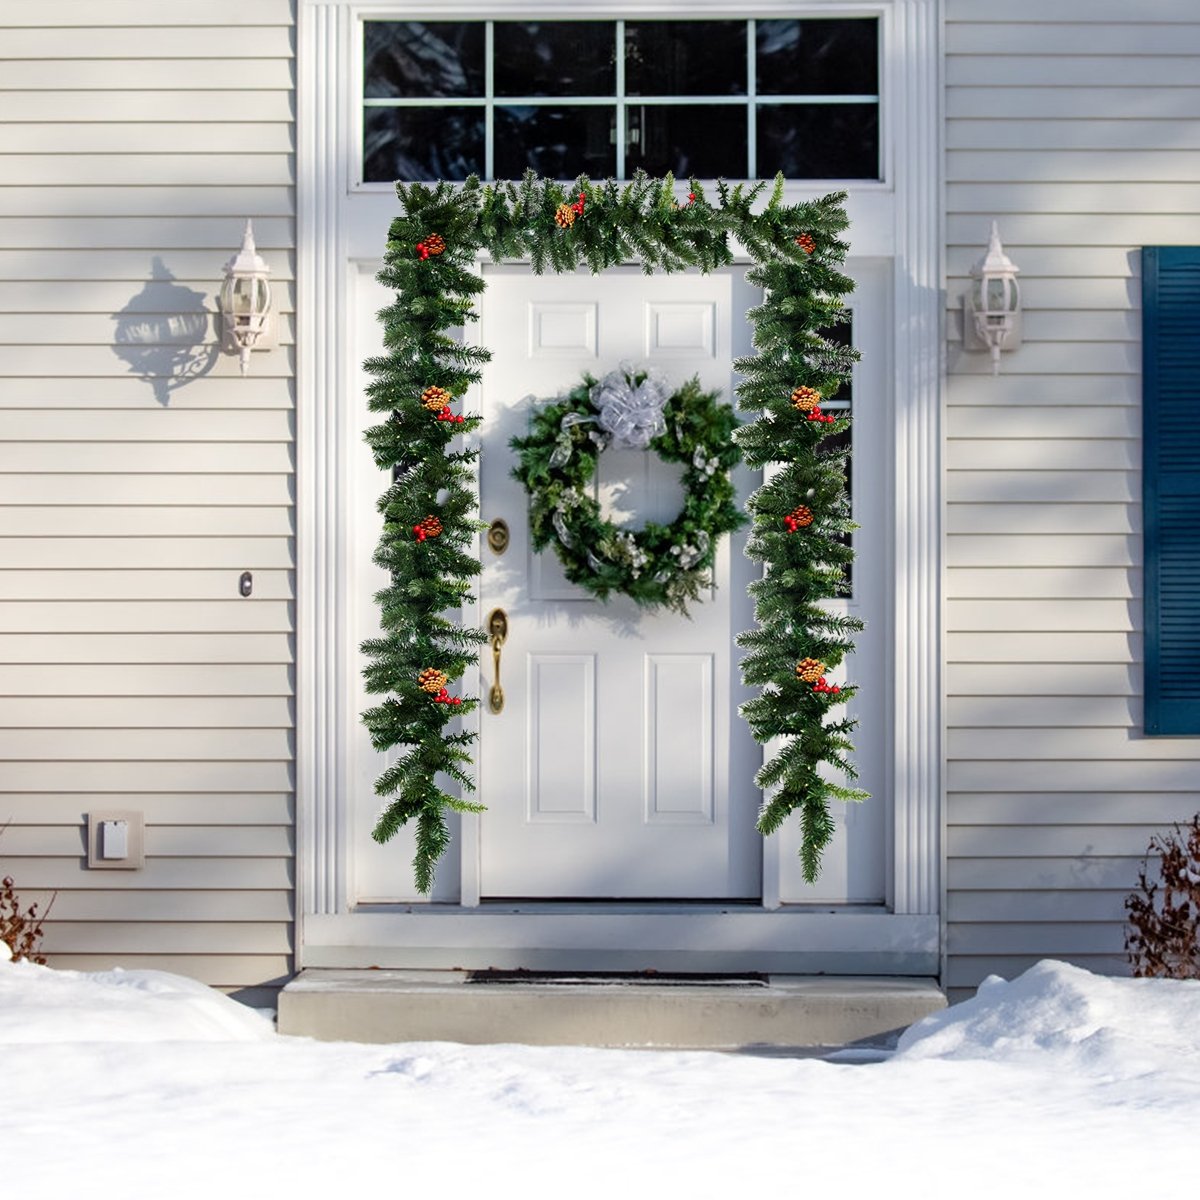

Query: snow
left=4, top=957, right=1198, bottom=1198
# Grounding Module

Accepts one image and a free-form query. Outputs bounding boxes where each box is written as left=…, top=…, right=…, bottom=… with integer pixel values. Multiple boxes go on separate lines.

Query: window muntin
left=361, top=18, right=880, bottom=185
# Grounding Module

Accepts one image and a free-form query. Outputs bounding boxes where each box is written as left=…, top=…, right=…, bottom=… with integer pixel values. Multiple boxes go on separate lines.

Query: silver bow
left=590, top=364, right=669, bottom=450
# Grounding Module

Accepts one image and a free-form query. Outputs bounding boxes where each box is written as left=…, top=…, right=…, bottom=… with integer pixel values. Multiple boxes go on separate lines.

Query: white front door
left=349, top=258, right=889, bottom=910
left=476, top=266, right=761, bottom=899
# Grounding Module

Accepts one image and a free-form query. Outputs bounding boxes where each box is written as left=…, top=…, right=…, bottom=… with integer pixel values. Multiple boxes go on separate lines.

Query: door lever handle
left=487, top=608, right=508, bottom=714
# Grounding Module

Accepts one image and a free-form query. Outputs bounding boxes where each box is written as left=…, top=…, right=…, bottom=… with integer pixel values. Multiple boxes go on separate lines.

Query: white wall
left=0, top=0, right=296, bottom=1001
left=944, top=0, right=1200, bottom=1001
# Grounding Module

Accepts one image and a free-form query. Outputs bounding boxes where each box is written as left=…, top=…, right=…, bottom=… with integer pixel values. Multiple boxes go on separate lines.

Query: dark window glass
left=821, top=319, right=854, bottom=403
left=363, top=106, right=484, bottom=182
left=495, top=106, right=616, bottom=180
left=494, top=22, right=615, bottom=97
left=757, top=103, right=879, bottom=180
left=757, top=18, right=878, bottom=96
left=628, top=105, right=746, bottom=180
left=625, top=21, right=746, bottom=96
left=364, top=21, right=485, bottom=99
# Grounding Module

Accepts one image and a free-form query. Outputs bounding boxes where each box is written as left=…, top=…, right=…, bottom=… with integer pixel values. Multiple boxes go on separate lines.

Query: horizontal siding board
left=948, top=792, right=1199, bottom=825
left=1, top=60, right=294, bottom=91
left=946, top=56, right=1200, bottom=87
left=7, top=858, right=292, bottom=889
left=948, top=824, right=1186, bottom=857
left=947, top=23, right=1200, bottom=55
left=948, top=890, right=1130, bottom=923
left=7, top=889, right=292, bottom=922
left=948, top=343, right=1139, bottom=376
left=0, top=216, right=293, bottom=249
left=948, top=599, right=1140, bottom=631
left=0, top=0, right=294, bottom=25
left=0, top=281, right=296, bottom=315
left=0, top=249, right=294, bottom=281
left=0, top=761, right=292, bottom=792
left=0, top=187, right=294, bottom=220
left=949, top=183, right=1200, bottom=219
left=948, top=441, right=1137, bottom=472
left=949, top=761, right=1200, bottom=791
left=947, top=88, right=1200, bottom=121
left=949, top=213, right=1200, bottom=244
left=946, top=504, right=1138, bottom=536
left=1, top=27, right=293, bottom=57
left=947, top=246, right=1140, bottom=278
left=0, top=123, right=294, bottom=155
left=0, top=411, right=292, bottom=441
left=0, top=632, right=294, bottom=664
left=39, top=922, right=292, bottom=955
left=0, top=663, right=292, bottom=695
left=947, top=856, right=1143, bottom=890
left=947, top=472, right=1139, bottom=504
left=0, top=537, right=293, bottom=569
left=0, top=794, right=292, bottom=825
left=947, top=375, right=1138, bottom=404
left=1, top=347, right=295, bottom=380
left=947, top=567, right=1140, bottom=600
left=947, top=662, right=1137, bottom=695
left=3, top=825, right=292, bottom=857
left=949, top=695, right=1141, bottom=727
left=0, top=92, right=295, bottom=123
left=0, top=313, right=297, bottom=346
left=947, top=1, right=1200, bottom=21
left=947, top=534, right=1136, bottom=567
left=0, top=444, right=293, bottom=473
left=0, top=693, right=292, bottom=725
left=946, top=631, right=1139, bottom=663
left=0, top=380, right=295, bottom=410
left=0, top=476, right=293, bottom=506
left=945, top=956, right=1128, bottom=992
left=952, top=278, right=1138, bottom=311
left=948, top=406, right=1138, bottom=438
left=0, top=601, right=294, bottom=634
left=947, top=923, right=1124, bottom=955
left=947, top=118, right=1200, bottom=153
left=38, top=954, right=291, bottom=989
left=0, top=728, right=293, bottom=761
left=2, top=509, right=294, bottom=538
left=0, top=570, right=294, bottom=601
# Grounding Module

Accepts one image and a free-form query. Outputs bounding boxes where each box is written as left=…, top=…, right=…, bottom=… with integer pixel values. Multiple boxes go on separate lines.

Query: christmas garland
left=510, top=366, right=745, bottom=615
left=363, top=169, right=864, bottom=893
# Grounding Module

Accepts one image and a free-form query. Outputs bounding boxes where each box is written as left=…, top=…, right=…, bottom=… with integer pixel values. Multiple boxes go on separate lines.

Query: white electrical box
left=87, top=810, right=144, bottom=870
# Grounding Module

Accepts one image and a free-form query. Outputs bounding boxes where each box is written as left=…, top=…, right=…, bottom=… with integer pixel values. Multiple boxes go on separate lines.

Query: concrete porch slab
left=277, top=970, right=947, bottom=1050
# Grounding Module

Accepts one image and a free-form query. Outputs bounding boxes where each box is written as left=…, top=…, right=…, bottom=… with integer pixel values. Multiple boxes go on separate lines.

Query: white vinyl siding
left=0, top=0, right=295, bottom=1001
left=944, top=2, right=1200, bottom=1002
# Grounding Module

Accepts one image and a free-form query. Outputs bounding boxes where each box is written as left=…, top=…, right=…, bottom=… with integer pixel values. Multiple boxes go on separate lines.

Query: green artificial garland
left=510, top=367, right=745, bottom=615
left=363, top=168, right=865, bottom=893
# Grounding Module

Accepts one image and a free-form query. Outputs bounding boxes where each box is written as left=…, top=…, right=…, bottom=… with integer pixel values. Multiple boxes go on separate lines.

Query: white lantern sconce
left=219, top=220, right=273, bottom=375
left=962, top=221, right=1022, bottom=374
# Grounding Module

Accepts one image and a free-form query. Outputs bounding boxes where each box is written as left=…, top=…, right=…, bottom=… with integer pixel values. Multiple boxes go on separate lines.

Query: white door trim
left=296, top=0, right=943, bottom=967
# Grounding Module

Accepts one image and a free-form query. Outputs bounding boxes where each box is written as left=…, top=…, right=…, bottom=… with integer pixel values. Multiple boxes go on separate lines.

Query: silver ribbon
left=590, top=364, right=669, bottom=450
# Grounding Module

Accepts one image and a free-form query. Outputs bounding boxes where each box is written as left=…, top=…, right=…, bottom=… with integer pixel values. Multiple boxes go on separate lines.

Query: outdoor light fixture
left=219, top=220, right=272, bottom=375
left=963, top=221, right=1022, bottom=374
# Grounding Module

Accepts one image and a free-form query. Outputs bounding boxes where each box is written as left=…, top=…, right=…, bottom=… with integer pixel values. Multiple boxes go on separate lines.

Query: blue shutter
left=1143, top=246, right=1200, bottom=735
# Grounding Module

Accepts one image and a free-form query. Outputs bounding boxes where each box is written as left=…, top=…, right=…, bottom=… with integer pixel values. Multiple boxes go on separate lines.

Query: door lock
left=486, top=518, right=510, bottom=555
left=487, top=607, right=508, bottom=714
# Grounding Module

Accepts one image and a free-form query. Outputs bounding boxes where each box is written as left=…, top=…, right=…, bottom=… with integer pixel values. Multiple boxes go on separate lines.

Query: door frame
left=296, top=0, right=944, bottom=974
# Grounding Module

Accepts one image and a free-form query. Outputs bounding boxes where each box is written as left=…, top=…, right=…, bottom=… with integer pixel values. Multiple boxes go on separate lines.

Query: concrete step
left=277, top=970, right=947, bottom=1050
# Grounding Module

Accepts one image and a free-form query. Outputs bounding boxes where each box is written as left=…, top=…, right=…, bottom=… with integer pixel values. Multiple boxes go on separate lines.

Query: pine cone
left=418, top=668, right=449, bottom=694
left=791, top=386, right=822, bottom=413
left=796, top=658, right=825, bottom=684
left=421, top=386, right=452, bottom=411
left=554, top=203, right=576, bottom=229
left=424, top=233, right=446, bottom=255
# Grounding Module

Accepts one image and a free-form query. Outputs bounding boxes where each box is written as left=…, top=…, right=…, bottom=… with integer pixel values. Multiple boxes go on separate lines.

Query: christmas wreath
left=510, top=366, right=746, bottom=615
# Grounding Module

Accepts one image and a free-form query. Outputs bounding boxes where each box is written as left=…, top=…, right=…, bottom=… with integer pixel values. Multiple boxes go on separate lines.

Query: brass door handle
left=487, top=607, right=507, bottom=714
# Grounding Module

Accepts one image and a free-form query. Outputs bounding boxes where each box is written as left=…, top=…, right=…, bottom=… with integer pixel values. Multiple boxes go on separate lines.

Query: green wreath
left=510, top=365, right=746, bottom=615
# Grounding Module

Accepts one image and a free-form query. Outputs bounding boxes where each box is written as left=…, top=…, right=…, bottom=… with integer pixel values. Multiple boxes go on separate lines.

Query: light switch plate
left=87, top=810, right=144, bottom=869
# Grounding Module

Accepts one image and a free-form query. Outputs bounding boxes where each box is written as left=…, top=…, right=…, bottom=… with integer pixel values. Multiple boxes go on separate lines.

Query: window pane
left=757, top=19, right=878, bottom=96
left=364, top=21, right=485, bottom=99
left=625, top=21, right=746, bottom=97
left=363, top=106, right=484, bottom=182
left=495, top=106, right=616, bottom=180
left=628, top=105, right=746, bottom=180
left=757, top=103, right=879, bottom=180
left=494, top=22, right=615, bottom=97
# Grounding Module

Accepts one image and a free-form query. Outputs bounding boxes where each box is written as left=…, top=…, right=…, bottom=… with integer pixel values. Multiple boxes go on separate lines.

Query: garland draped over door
left=361, top=170, right=865, bottom=894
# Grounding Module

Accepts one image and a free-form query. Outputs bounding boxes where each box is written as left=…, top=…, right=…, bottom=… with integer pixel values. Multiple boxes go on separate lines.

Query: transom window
left=361, top=18, right=880, bottom=184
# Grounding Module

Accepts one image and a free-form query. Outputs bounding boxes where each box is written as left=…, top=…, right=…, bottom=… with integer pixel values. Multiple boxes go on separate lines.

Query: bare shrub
left=1, top=874, right=53, bottom=965
left=1125, top=812, right=1200, bottom=980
